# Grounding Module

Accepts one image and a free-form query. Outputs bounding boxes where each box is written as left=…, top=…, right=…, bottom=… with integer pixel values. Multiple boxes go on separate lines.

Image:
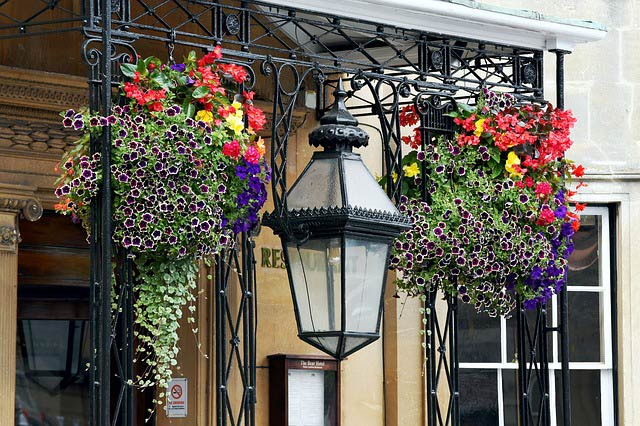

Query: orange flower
left=255, top=137, right=266, bottom=157
left=54, top=198, right=72, bottom=212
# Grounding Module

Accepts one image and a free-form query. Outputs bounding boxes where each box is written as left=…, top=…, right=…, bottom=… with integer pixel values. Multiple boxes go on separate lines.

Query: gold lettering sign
left=260, top=247, right=286, bottom=269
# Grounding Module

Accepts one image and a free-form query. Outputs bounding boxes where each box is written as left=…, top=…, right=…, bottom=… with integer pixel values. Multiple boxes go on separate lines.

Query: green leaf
left=457, top=103, right=475, bottom=113
left=136, top=60, right=147, bottom=75
left=192, top=85, right=210, bottom=99
left=403, top=150, right=418, bottom=164
left=489, top=147, right=502, bottom=163
left=121, top=63, right=137, bottom=78
left=185, top=103, right=195, bottom=119
left=150, top=71, right=174, bottom=91
left=491, top=163, right=503, bottom=179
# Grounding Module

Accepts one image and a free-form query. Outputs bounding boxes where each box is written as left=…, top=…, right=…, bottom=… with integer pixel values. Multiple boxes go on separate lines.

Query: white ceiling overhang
left=259, top=0, right=607, bottom=52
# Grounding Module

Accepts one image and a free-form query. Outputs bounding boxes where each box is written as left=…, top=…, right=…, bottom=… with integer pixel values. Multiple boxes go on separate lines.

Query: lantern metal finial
left=309, top=79, right=369, bottom=151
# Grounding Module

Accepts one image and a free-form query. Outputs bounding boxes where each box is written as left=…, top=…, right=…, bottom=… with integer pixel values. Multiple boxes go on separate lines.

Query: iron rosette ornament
left=53, top=48, right=270, bottom=391
left=383, top=90, right=585, bottom=317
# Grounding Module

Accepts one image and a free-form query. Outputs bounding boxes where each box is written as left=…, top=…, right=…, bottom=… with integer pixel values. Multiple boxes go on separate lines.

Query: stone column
left=0, top=184, right=42, bottom=425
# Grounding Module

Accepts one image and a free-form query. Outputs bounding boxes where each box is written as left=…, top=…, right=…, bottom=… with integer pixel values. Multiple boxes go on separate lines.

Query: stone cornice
left=0, top=65, right=309, bottom=159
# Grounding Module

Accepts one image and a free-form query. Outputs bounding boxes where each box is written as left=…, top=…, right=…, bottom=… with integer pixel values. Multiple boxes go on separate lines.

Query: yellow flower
left=392, top=171, right=398, bottom=182
left=231, top=101, right=244, bottom=119
left=195, top=110, right=213, bottom=123
left=403, top=162, right=420, bottom=178
left=505, top=151, right=523, bottom=177
left=226, top=114, right=245, bottom=135
left=474, top=118, right=486, bottom=137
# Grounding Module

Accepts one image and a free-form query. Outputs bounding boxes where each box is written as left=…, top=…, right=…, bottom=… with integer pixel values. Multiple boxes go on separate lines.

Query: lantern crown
left=308, top=79, right=369, bottom=151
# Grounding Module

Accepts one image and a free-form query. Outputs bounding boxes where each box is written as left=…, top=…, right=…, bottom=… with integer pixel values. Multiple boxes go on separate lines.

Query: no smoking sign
left=171, top=384, right=183, bottom=399
left=166, top=378, right=188, bottom=418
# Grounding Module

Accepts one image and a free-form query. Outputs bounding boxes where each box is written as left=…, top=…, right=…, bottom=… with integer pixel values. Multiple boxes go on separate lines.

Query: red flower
left=245, top=104, right=267, bottom=132
left=243, top=90, right=255, bottom=101
left=197, top=46, right=223, bottom=67
left=571, top=220, right=581, bottom=232
left=456, top=133, right=479, bottom=147
left=219, top=63, right=248, bottom=84
left=402, top=128, right=422, bottom=149
left=524, top=176, right=534, bottom=188
left=217, top=106, right=230, bottom=118
left=148, top=102, right=163, bottom=112
left=222, top=140, right=242, bottom=159
left=399, top=105, right=419, bottom=127
left=454, top=114, right=477, bottom=132
left=572, top=164, right=585, bottom=177
left=575, top=202, right=586, bottom=212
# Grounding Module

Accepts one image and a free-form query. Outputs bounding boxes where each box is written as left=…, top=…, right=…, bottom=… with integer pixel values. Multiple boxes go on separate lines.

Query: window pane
left=460, top=370, right=498, bottom=426
left=567, top=215, right=601, bottom=287
left=458, top=302, right=500, bottom=363
left=506, top=304, right=552, bottom=364
left=555, top=370, right=602, bottom=426
left=502, top=370, right=518, bottom=426
left=562, top=291, right=603, bottom=362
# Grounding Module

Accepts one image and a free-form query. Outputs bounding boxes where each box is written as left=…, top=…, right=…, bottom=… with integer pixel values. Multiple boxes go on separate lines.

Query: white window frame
left=459, top=206, right=615, bottom=426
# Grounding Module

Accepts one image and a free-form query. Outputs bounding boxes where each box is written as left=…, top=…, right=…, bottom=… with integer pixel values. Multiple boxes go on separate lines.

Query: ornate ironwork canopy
left=0, top=1, right=599, bottom=425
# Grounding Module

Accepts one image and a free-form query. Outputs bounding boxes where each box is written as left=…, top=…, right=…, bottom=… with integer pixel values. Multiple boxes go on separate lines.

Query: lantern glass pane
left=343, top=337, right=374, bottom=356
left=287, top=238, right=342, bottom=333
left=343, top=156, right=398, bottom=214
left=309, top=336, right=341, bottom=355
left=344, top=237, right=389, bottom=333
left=287, top=158, right=342, bottom=210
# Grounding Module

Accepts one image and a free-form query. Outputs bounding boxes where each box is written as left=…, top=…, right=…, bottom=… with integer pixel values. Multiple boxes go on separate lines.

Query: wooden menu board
left=268, top=354, right=340, bottom=426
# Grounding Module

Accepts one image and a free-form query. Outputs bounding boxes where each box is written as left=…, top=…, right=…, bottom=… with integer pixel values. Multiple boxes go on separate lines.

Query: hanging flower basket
left=54, top=48, right=270, bottom=390
left=384, top=90, right=584, bottom=317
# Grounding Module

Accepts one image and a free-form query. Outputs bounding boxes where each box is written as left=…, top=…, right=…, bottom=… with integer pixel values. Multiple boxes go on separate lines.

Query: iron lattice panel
left=0, top=0, right=86, bottom=39
left=517, top=303, right=552, bottom=426
left=214, top=234, right=257, bottom=426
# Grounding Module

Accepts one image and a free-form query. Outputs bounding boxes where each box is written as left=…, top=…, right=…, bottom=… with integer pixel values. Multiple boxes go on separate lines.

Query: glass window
left=458, top=207, right=615, bottom=425
left=15, top=319, right=90, bottom=426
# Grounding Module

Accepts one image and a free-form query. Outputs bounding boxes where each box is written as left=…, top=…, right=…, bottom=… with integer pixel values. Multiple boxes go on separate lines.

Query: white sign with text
left=166, top=377, right=188, bottom=418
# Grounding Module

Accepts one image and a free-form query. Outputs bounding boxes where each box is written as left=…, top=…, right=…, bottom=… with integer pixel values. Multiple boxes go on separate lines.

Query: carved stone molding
left=0, top=196, right=43, bottom=222
left=0, top=65, right=88, bottom=124
left=0, top=226, right=20, bottom=252
left=0, top=183, right=43, bottom=252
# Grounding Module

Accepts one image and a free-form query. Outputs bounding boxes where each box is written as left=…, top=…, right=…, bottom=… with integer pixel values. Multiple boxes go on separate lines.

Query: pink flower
left=222, top=140, right=241, bottom=159
left=244, top=145, right=261, bottom=164
left=536, top=207, right=555, bottom=226
left=534, top=182, right=552, bottom=198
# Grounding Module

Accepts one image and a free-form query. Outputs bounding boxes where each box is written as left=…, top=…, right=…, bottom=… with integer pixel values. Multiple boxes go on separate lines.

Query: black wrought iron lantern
left=264, top=82, right=411, bottom=360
